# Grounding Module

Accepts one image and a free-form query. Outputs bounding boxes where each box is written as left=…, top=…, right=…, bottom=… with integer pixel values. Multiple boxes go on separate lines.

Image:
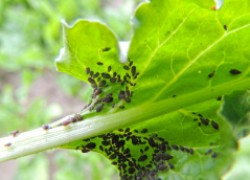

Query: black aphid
left=200, top=117, right=209, bottom=126
left=72, top=114, right=82, bottom=122
left=123, top=65, right=130, bottom=70
left=138, top=155, right=148, bottom=162
left=131, top=136, right=139, bottom=145
left=128, top=167, right=135, bottom=174
left=211, top=120, right=219, bottom=130
left=93, top=72, right=100, bottom=78
left=108, top=65, right=112, bottom=72
left=205, top=149, right=212, bottom=155
left=101, top=72, right=111, bottom=79
left=4, top=142, right=12, bottom=147
left=129, top=61, right=133, bottom=67
left=10, top=130, right=19, bottom=137
left=97, top=61, right=104, bottom=66
left=172, top=144, right=179, bottom=150
left=94, top=88, right=102, bottom=97
left=223, top=24, right=227, bottom=30
left=230, top=68, right=241, bottom=75
left=90, top=71, right=94, bottom=76
left=103, top=96, right=113, bottom=103
left=109, top=154, right=116, bottom=159
left=86, top=67, right=90, bottom=74
left=85, top=142, right=96, bottom=149
left=131, top=66, right=136, bottom=76
left=102, top=47, right=111, bottom=52
left=110, top=77, right=116, bottom=83
left=141, top=128, right=148, bottom=133
left=119, top=105, right=125, bottom=109
left=148, top=138, right=156, bottom=147
left=99, top=80, right=106, bottom=87
left=211, top=152, right=218, bottom=158
left=172, top=94, right=176, bottom=98
left=217, top=96, right=222, bottom=101
left=95, top=103, right=104, bottom=112
left=208, top=70, right=215, bottom=78
left=42, top=125, right=50, bottom=130
left=88, top=77, right=96, bottom=84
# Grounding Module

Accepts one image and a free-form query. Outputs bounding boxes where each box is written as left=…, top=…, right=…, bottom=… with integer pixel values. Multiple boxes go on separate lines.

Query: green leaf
left=221, top=90, right=250, bottom=138
left=55, top=20, right=120, bottom=82
left=54, top=0, right=250, bottom=179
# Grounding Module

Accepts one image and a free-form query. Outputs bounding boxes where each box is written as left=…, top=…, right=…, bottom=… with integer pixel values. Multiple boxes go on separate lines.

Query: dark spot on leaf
left=95, top=103, right=104, bottom=112
left=217, top=96, right=222, bottom=101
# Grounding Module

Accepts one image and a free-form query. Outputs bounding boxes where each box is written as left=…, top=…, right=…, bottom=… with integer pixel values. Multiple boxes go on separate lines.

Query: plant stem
left=0, top=78, right=249, bottom=162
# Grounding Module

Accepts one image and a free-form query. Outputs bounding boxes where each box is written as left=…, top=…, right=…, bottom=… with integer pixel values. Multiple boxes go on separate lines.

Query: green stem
left=0, top=78, right=249, bottom=162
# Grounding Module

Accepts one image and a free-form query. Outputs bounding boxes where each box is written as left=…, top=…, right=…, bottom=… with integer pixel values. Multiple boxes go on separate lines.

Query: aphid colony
left=192, top=112, right=219, bottom=130
left=77, top=128, right=196, bottom=180
left=85, top=60, right=139, bottom=113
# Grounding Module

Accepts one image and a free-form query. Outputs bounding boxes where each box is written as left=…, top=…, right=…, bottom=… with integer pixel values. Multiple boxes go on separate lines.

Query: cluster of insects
left=77, top=128, right=198, bottom=180
left=192, top=112, right=219, bottom=130
left=85, top=59, right=139, bottom=113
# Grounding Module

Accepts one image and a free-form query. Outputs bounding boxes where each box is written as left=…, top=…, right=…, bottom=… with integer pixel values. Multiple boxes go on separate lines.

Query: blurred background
left=0, top=0, right=141, bottom=179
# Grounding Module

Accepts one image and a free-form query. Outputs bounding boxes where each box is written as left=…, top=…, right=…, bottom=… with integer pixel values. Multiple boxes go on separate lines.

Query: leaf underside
left=56, top=0, right=250, bottom=179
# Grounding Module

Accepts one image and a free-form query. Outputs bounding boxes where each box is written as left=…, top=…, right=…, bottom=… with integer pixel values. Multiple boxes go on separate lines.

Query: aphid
left=200, top=117, right=209, bottom=126
left=62, top=119, right=72, bottom=126
left=97, top=61, right=103, bottom=66
left=108, top=65, right=112, bottom=72
left=171, top=144, right=179, bottom=150
left=72, top=114, right=82, bottom=123
left=125, top=128, right=130, bottom=133
left=109, top=154, right=116, bottom=159
left=217, top=96, right=222, bottom=101
left=101, top=72, right=111, bottom=79
left=110, top=77, right=116, bottom=83
left=88, top=77, right=96, bottom=84
left=99, top=80, right=106, bottom=87
left=211, top=120, right=219, bottom=130
left=113, top=72, right=117, bottom=77
left=148, top=138, right=156, bottom=147
left=42, top=124, right=50, bottom=130
left=211, top=152, right=218, bottom=158
left=93, top=88, right=102, bottom=97
left=123, top=65, right=130, bottom=70
left=4, top=142, right=12, bottom=147
left=93, top=72, right=99, bottom=78
left=230, top=68, right=241, bottom=75
left=138, top=155, right=148, bottom=162
left=102, top=47, right=111, bottom=52
left=129, top=61, right=133, bottom=67
left=205, top=149, right=213, bottom=155
left=141, top=128, right=148, bottom=133
left=223, top=24, right=227, bottom=30
left=119, top=105, right=125, bottom=109
left=118, top=90, right=125, bottom=100
left=90, top=71, right=94, bottom=76
left=10, top=130, right=19, bottom=137
left=172, top=94, right=177, bottom=98
left=85, top=142, right=96, bottom=149
left=126, top=73, right=131, bottom=79
left=131, top=66, right=136, bottom=76
left=86, top=67, right=90, bottom=74
left=131, top=136, right=139, bottom=145
left=96, top=103, right=104, bottom=112
left=103, top=96, right=113, bottom=103
left=128, top=167, right=135, bottom=174
left=208, top=70, right=215, bottom=78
